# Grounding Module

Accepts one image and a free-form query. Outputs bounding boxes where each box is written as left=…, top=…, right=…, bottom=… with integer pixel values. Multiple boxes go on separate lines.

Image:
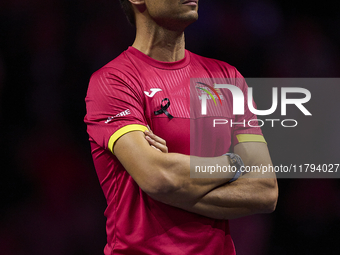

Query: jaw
left=143, top=1, right=199, bottom=31
left=153, top=10, right=198, bottom=32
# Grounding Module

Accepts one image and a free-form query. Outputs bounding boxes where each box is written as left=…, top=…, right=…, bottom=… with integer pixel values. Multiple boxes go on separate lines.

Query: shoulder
left=188, top=51, right=243, bottom=78
left=187, top=51, right=248, bottom=91
left=88, top=49, right=143, bottom=92
left=91, top=50, right=137, bottom=81
left=86, top=50, right=145, bottom=103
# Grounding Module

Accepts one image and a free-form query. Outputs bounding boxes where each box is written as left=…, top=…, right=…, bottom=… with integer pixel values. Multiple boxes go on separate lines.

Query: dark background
left=1, top=0, right=339, bottom=254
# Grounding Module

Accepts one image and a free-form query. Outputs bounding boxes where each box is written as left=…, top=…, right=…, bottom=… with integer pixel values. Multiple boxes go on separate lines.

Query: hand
left=144, top=130, right=168, bottom=153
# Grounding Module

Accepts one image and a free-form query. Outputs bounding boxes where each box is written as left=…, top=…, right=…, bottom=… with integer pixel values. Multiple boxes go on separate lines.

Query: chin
left=156, top=12, right=198, bottom=31
left=182, top=12, right=199, bottom=25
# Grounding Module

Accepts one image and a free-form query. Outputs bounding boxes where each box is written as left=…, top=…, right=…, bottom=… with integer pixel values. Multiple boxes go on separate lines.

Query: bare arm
left=113, top=130, right=236, bottom=205
left=178, top=143, right=278, bottom=219
left=114, top=130, right=278, bottom=218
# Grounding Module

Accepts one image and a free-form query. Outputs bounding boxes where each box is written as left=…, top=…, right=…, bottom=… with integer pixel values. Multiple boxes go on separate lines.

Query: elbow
left=248, top=178, right=278, bottom=214
left=139, top=169, right=181, bottom=204
left=131, top=154, right=185, bottom=204
left=259, top=179, right=279, bottom=214
left=261, top=189, right=278, bottom=214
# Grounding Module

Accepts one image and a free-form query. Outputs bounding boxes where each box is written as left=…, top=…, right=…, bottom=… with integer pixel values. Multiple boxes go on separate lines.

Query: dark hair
left=119, top=0, right=135, bottom=26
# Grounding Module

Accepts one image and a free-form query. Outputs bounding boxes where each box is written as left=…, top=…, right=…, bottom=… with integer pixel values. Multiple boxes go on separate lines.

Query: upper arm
left=85, top=67, right=147, bottom=151
left=113, top=131, right=234, bottom=205
left=113, top=130, right=183, bottom=198
left=234, top=142, right=278, bottom=208
left=234, top=141, right=277, bottom=187
left=113, top=131, right=160, bottom=190
left=234, top=142, right=273, bottom=169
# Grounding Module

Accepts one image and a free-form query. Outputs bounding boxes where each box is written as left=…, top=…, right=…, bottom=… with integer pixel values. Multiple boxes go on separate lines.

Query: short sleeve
left=84, top=67, right=148, bottom=153
left=231, top=71, right=266, bottom=148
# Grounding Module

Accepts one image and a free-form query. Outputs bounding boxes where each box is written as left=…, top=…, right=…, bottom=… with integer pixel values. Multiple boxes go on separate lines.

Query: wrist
left=223, top=153, right=244, bottom=183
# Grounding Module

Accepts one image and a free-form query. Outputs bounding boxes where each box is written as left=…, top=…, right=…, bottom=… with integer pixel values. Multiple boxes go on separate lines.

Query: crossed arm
left=113, top=130, right=278, bottom=220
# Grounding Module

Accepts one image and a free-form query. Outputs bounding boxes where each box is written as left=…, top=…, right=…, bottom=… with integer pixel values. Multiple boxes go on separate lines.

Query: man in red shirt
left=84, top=1, right=278, bottom=254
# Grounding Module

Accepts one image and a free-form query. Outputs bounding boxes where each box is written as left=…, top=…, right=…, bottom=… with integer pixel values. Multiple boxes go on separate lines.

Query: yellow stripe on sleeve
left=108, top=124, right=149, bottom=153
left=236, top=134, right=267, bottom=144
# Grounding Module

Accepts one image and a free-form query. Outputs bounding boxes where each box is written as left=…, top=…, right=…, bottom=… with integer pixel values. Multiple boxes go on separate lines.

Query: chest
left=140, top=74, right=235, bottom=156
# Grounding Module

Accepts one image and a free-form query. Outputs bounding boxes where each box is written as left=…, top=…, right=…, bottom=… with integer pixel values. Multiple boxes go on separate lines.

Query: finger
left=147, top=125, right=153, bottom=134
left=150, top=145, right=161, bottom=152
left=145, top=135, right=168, bottom=153
left=144, top=131, right=166, bottom=146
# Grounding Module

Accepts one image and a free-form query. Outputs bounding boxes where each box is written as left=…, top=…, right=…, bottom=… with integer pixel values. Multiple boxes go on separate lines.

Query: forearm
left=114, top=131, right=236, bottom=204
left=160, top=142, right=278, bottom=219
left=132, top=152, right=238, bottom=204
left=115, top=131, right=278, bottom=218
left=178, top=172, right=278, bottom=219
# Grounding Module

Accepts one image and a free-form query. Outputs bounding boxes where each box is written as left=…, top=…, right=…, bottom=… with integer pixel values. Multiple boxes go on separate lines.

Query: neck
left=132, top=20, right=186, bottom=62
